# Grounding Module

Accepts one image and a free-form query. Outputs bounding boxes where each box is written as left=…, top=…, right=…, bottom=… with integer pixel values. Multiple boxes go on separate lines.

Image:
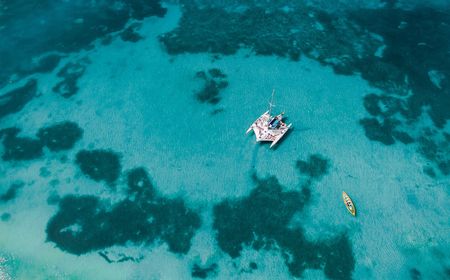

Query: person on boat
left=269, top=114, right=283, bottom=129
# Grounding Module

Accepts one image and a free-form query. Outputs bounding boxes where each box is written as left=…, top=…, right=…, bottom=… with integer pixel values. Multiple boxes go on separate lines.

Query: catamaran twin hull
left=246, top=111, right=292, bottom=148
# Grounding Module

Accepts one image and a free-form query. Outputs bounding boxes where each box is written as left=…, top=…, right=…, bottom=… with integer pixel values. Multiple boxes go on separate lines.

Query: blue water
left=1, top=1, right=449, bottom=279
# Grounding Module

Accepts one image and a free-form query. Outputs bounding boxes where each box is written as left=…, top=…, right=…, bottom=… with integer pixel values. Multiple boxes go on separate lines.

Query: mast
left=268, top=89, right=275, bottom=116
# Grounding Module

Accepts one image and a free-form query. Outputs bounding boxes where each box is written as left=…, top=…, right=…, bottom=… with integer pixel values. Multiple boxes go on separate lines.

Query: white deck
left=246, top=111, right=292, bottom=148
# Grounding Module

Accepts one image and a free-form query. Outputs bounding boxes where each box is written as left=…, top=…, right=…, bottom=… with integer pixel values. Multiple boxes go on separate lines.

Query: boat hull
left=246, top=111, right=292, bottom=148
left=342, top=191, right=356, bottom=216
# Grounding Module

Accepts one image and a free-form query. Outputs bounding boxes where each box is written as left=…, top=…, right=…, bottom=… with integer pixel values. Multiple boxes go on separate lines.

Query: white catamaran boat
left=246, top=90, right=292, bottom=148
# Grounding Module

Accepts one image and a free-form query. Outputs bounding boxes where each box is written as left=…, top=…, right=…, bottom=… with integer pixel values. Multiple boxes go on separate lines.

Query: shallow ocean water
left=0, top=1, right=449, bottom=279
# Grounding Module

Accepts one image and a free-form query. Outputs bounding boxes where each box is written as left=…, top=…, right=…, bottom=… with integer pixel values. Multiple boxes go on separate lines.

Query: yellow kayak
left=342, top=191, right=356, bottom=216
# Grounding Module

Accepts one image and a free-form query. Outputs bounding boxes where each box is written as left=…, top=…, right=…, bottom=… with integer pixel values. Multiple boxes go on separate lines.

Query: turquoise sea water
left=1, top=1, right=449, bottom=279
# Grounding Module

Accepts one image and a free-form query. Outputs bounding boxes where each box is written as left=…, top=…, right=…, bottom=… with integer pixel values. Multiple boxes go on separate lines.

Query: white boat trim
left=246, top=91, right=292, bottom=148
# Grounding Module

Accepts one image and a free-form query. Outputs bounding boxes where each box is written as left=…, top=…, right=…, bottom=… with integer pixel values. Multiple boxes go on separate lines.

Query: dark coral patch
left=410, top=268, right=421, bottom=280
left=392, top=131, right=414, bottom=144
left=438, top=161, right=450, bottom=176
left=363, top=93, right=405, bottom=118
left=0, top=1, right=166, bottom=88
left=160, top=2, right=450, bottom=178
left=120, top=25, right=144, bottom=42
left=417, top=131, right=450, bottom=176
left=159, top=2, right=379, bottom=69
left=0, top=79, right=37, bottom=119
left=32, top=54, right=63, bottom=73
left=352, top=7, right=450, bottom=176
left=445, top=267, right=450, bottom=278
left=46, top=168, right=201, bottom=255
left=418, top=135, right=438, bottom=161
left=162, top=1, right=449, bottom=132
left=75, top=149, right=121, bottom=185
left=191, top=263, right=218, bottom=279
left=52, top=59, right=89, bottom=98
left=296, top=154, right=330, bottom=179
left=159, top=5, right=308, bottom=58
left=37, top=121, right=83, bottom=151
left=0, top=127, right=44, bottom=161
left=13, top=54, right=63, bottom=76
left=352, top=7, right=450, bottom=128
left=210, top=108, right=224, bottom=115
left=196, top=81, right=223, bottom=104
left=195, top=69, right=228, bottom=105
left=0, top=121, right=83, bottom=162
left=126, top=0, right=167, bottom=20
left=319, top=234, right=355, bottom=280
left=126, top=167, right=155, bottom=198
left=46, top=195, right=107, bottom=254
left=208, top=68, right=226, bottom=79
left=0, top=182, right=24, bottom=202
left=212, top=174, right=354, bottom=279
left=213, top=175, right=309, bottom=258
left=359, top=118, right=397, bottom=145
left=98, top=251, right=143, bottom=263
left=423, top=166, right=436, bottom=178
left=363, top=94, right=383, bottom=116
left=1, top=213, right=11, bottom=222
left=47, top=193, right=61, bottom=205
left=40, top=166, right=51, bottom=177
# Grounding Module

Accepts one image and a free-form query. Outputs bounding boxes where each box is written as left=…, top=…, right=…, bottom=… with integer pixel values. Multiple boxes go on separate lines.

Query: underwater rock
left=194, top=69, right=228, bottom=105
left=352, top=7, right=450, bottom=129
left=210, top=108, right=224, bottom=115
left=46, top=168, right=201, bottom=255
left=392, top=130, right=414, bottom=144
left=52, top=59, right=90, bottom=98
left=196, top=81, right=223, bottom=105
left=240, top=261, right=259, bottom=274
left=0, top=0, right=166, bottom=88
left=32, top=54, right=63, bottom=74
left=159, top=1, right=379, bottom=71
left=356, top=57, right=407, bottom=95
left=47, top=193, right=60, bottom=205
left=423, top=166, right=436, bottom=178
left=39, top=167, right=51, bottom=178
left=191, top=263, right=218, bottom=279
left=213, top=175, right=309, bottom=258
left=75, top=149, right=121, bottom=185
left=0, top=121, right=82, bottom=161
left=410, top=268, right=421, bottom=280
left=363, top=93, right=405, bottom=118
left=417, top=132, right=450, bottom=176
left=213, top=173, right=354, bottom=278
left=359, top=118, right=397, bottom=145
left=0, top=79, right=37, bottom=120
left=0, top=183, right=24, bottom=202
left=427, top=70, right=445, bottom=90
left=296, top=154, right=330, bottom=179
left=37, top=121, right=83, bottom=151
left=438, top=160, right=450, bottom=176
left=126, top=167, right=156, bottom=198
left=1, top=213, right=11, bottom=222
left=161, top=1, right=450, bottom=178
left=363, top=94, right=383, bottom=116
left=98, top=251, right=143, bottom=264
left=418, top=135, right=438, bottom=161
left=120, top=25, right=144, bottom=42
left=46, top=195, right=109, bottom=254
left=445, top=267, right=450, bottom=278
left=208, top=68, right=226, bottom=79
left=0, top=127, right=44, bottom=161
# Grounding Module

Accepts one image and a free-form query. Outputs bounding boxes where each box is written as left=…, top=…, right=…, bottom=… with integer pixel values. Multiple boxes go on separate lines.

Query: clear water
left=0, top=1, right=449, bottom=279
